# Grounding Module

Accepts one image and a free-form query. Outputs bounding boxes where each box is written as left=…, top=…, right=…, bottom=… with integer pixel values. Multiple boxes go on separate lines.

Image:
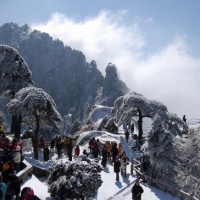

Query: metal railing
left=187, top=118, right=200, bottom=125
left=130, top=157, right=199, bottom=200
left=17, top=160, right=33, bottom=183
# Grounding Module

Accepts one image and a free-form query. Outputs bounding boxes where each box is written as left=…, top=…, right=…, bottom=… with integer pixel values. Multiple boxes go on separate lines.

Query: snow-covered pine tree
left=47, top=156, right=102, bottom=200
left=5, top=86, right=62, bottom=159
left=172, top=125, right=200, bottom=198
left=0, top=45, right=33, bottom=137
left=142, top=114, right=199, bottom=198
left=112, top=91, right=172, bottom=141
left=112, top=91, right=200, bottom=198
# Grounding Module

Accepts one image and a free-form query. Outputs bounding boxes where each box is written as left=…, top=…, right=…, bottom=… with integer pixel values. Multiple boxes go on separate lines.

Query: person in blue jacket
left=0, top=172, right=6, bottom=200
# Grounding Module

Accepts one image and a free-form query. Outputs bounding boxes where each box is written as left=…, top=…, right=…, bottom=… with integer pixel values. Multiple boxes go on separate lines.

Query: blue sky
left=1, top=0, right=200, bottom=120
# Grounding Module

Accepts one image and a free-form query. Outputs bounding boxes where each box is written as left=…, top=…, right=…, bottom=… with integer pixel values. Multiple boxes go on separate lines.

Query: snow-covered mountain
left=0, top=22, right=199, bottom=199
left=0, top=22, right=129, bottom=123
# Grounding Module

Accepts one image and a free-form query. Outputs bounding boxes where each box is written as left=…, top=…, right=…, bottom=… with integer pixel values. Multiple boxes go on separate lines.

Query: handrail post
left=155, top=179, right=159, bottom=188
left=142, top=172, right=145, bottom=183
left=190, top=193, right=194, bottom=200
left=131, top=157, right=134, bottom=175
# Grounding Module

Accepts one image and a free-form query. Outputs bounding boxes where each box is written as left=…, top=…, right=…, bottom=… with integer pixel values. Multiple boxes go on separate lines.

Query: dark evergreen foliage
left=47, top=156, right=102, bottom=200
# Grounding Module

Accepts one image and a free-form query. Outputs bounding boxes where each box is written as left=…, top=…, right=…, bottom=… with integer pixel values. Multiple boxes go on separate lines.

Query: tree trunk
left=11, top=114, right=17, bottom=133
left=15, top=114, right=22, bottom=140
left=137, top=108, right=143, bottom=142
left=34, top=112, right=40, bottom=160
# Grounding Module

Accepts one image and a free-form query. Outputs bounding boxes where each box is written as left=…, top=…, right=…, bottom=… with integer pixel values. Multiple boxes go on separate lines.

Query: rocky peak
left=0, top=22, right=130, bottom=122
left=105, top=63, right=118, bottom=78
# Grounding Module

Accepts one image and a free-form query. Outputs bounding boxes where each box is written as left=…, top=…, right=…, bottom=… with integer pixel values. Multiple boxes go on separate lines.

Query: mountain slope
left=0, top=22, right=129, bottom=123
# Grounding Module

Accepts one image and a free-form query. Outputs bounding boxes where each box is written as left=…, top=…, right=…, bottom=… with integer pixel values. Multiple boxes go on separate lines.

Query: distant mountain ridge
left=0, top=22, right=129, bottom=123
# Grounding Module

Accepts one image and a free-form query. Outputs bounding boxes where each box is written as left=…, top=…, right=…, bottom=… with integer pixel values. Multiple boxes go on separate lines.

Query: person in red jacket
left=39, top=136, right=45, bottom=149
left=74, top=145, right=80, bottom=156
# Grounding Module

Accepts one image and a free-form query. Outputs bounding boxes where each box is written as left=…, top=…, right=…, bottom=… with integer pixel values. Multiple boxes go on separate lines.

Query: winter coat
left=1, top=149, right=14, bottom=163
left=50, top=140, right=55, bottom=149
left=130, top=124, right=134, bottom=133
left=56, top=142, right=62, bottom=152
left=88, top=140, right=94, bottom=150
left=102, top=148, right=107, bottom=158
left=0, top=182, right=6, bottom=200
left=132, top=184, right=144, bottom=200
left=111, top=146, right=118, bottom=158
left=11, top=141, right=18, bottom=151
left=114, top=160, right=121, bottom=173
left=40, top=137, right=45, bottom=147
left=67, top=142, right=73, bottom=153
left=2, top=162, right=13, bottom=184
left=13, top=149, right=21, bottom=164
left=125, top=131, right=130, bottom=139
left=101, top=147, right=108, bottom=167
left=106, top=143, right=112, bottom=153
left=118, top=143, right=123, bottom=157
left=43, top=147, right=50, bottom=161
left=74, top=146, right=80, bottom=156
left=92, top=142, right=99, bottom=158
left=120, top=156, right=128, bottom=170
left=63, top=138, right=68, bottom=145
left=6, top=174, right=21, bottom=198
left=96, top=140, right=102, bottom=150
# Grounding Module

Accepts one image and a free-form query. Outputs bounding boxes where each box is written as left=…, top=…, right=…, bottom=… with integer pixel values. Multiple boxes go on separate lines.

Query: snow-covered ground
left=22, top=130, right=180, bottom=200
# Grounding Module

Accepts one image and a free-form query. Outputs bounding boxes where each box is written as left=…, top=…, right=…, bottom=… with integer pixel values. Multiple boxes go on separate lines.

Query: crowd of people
left=41, top=135, right=132, bottom=183
left=41, top=135, right=75, bottom=161
left=38, top=134, right=144, bottom=200
left=85, top=138, right=130, bottom=181
left=0, top=122, right=144, bottom=199
left=85, top=137, right=144, bottom=200
left=0, top=132, right=40, bottom=200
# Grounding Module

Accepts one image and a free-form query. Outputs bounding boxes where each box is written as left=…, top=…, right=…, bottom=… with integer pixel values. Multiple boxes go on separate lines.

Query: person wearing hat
left=131, top=179, right=144, bottom=200
left=21, top=187, right=41, bottom=200
left=13, top=145, right=21, bottom=173
left=2, top=161, right=13, bottom=183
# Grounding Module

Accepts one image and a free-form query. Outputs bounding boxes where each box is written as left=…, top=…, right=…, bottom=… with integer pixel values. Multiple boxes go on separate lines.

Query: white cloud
left=31, top=11, right=200, bottom=120
left=31, top=10, right=144, bottom=71
left=131, top=37, right=200, bottom=120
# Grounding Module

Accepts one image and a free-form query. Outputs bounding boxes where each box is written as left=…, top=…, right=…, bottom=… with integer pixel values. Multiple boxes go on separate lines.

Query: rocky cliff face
left=0, top=22, right=129, bottom=123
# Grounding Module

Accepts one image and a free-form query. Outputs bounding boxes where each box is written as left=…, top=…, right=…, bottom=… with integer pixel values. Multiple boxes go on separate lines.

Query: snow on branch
left=5, top=86, right=62, bottom=130
left=47, top=157, right=102, bottom=199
